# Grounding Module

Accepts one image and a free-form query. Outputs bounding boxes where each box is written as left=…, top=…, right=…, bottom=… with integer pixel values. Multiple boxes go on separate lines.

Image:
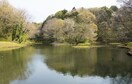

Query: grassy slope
left=0, top=41, right=25, bottom=51
left=127, top=42, right=132, bottom=55
left=127, top=42, right=132, bottom=49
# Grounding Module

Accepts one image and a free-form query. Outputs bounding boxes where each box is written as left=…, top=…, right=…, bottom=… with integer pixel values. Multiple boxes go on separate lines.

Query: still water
left=0, top=45, right=132, bottom=84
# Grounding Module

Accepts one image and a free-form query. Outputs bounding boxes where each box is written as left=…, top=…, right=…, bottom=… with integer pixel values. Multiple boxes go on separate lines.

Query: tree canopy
left=0, top=0, right=131, bottom=44
left=0, top=0, right=39, bottom=43
left=39, top=8, right=98, bottom=44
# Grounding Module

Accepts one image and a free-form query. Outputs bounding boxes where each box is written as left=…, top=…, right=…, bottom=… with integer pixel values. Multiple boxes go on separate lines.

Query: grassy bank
left=126, top=42, right=132, bottom=55
left=0, top=41, right=33, bottom=51
left=50, top=42, right=103, bottom=48
left=127, top=42, right=132, bottom=49
left=51, top=42, right=91, bottom=48
left=116, top=42, right=132, bottom=56
left=72, top=43, right=103, bottom=48
left=51, top=42, right=70, bottom=46
left=72, top=43, right=91, bottom=48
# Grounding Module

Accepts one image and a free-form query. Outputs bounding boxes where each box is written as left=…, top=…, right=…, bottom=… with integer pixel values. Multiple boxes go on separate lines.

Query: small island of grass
left=72, top=43, right=90, bottom=48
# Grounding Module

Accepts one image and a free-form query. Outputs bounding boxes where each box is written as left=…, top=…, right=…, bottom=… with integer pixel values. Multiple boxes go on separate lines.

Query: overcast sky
left=8, top=0, right=117, bottom=22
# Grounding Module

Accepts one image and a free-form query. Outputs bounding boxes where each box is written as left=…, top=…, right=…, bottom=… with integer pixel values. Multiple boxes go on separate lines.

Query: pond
left=0, top=45, right=132, bottom=84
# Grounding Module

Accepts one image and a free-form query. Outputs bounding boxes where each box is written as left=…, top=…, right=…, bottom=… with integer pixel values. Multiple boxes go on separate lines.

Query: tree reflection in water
left=0, top=47, right=35, bottom=84
left=39, top=45, right=132, bottom=84
left=111, top=74, right=132, bottom=84
left=0, top=45, right=132, bottom=84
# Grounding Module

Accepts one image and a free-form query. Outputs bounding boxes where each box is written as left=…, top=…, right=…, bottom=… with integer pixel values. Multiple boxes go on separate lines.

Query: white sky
left=7, top=0, right=117, bottom=22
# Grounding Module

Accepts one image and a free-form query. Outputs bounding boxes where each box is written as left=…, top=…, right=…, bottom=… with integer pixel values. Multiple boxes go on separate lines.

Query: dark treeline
left=36, top=0, right=132, bottom=44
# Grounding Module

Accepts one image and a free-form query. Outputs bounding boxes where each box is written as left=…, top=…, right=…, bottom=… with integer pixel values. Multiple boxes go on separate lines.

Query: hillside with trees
left=37, top=8, right=97, bottom=45
left=0, top=0, right=131, bottom=46
left=37, top=0, right=131, bottom=45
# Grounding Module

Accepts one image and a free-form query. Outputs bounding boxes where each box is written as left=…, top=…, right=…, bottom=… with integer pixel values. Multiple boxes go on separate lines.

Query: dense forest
left=36, top=0, right=132, bottom=44
left=0, top=0, right=132, bottom=45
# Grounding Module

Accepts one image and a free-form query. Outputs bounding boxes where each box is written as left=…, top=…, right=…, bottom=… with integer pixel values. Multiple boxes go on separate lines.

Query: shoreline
left=0, top=41, right=132, bottom=55
left=117, top=42, right=132, bottom=56
left=0, top=41, right=33, bottom=51
left=126, top=42, right=132, bottom=56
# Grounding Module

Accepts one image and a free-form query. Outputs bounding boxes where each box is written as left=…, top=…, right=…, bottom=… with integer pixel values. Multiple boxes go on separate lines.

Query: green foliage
left=41, top=18, right=65, bottom=43
left=65, top=23, right=97, bottom=45
left=76, top=9, right=96, bottom=23
left=110, top=5, right=118, bottom=12
left=89, top=5, right=131, bottom=43
left=0, top=0, right=30, bottom=43
left=38, top=4, right=132, bottom=44
left=89, top=7, right=113, bottom=42
left=101, top=6, right=113, bottom=18
left=0, top=0, right=131, bottom=44
left=111, top=6, right=132, bottom=42
left=40, top=8, right=98, bottom=45
left=55, top=9, right=68, bottom=19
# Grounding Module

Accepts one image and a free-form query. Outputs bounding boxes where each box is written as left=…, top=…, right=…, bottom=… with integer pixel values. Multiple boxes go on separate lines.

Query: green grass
left=51, top=42, right=70, bottom=46
left=127, top=42, right=132, bottom=55
left=127, top=42, right=132, bottom=49
left=109, top=43, right=121, bottom=45
left=72, top=43, right=102, bottom=49
left=72, top=43, right=90, bottom=48
left=77, top=43, right=91, bottom=46
left=127, top=42, right=132, bottom=45
left=72, top=46, right=90, bottom=48
left=0, top=41, right=26, bottom=51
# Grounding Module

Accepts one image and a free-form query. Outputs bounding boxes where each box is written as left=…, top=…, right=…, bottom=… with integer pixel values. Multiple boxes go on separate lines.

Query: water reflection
left=0, top=47, right=35, bottom=84
left=39, top=46, right=97, bottom=76
left=38, top=45, right=132, bottom=83
left=0, top=45, right=132, bottom=84
left=111, top=74, right=132, bottom=84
